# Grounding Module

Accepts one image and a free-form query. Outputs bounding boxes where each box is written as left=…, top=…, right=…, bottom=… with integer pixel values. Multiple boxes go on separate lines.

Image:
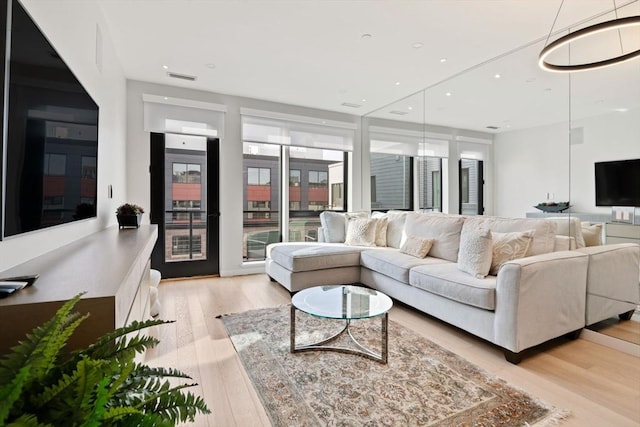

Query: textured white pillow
left=374, top=217, right=388, bottom=247
left=490, top=230, right=534, bottom=275
left=581, top=223, right=603, bottom=246
left=458, top=227, right=493, bottom=278
left=400, top=235, right=434, bottom=258
left=344, top=217, right=377, bottom=246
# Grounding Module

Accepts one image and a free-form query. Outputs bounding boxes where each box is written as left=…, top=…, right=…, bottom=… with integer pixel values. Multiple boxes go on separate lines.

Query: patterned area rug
left=222, top=306, right=568, bottom=426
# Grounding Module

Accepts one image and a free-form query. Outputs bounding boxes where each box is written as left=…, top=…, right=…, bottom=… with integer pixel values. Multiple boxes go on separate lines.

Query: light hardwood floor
left=145, top=275, right=640, bottom=426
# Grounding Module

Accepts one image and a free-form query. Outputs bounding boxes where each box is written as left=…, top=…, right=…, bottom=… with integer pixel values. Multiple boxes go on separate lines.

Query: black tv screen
left=3, top=0, right=99, bottom=237
left=594, top=159, right=640, bottom=207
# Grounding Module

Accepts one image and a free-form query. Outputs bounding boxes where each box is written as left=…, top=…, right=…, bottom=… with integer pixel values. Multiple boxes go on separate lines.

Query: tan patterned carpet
left=222, top=306, right=568, bottom=426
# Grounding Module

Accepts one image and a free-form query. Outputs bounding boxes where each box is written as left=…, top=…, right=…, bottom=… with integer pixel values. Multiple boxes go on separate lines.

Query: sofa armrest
left=493, top=250, right=588, bottom=353
left=576, top=243, right=640, bottom=325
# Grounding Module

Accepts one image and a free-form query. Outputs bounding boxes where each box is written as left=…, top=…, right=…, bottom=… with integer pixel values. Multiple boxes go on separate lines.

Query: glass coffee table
left=290, top=285, right=393, bottom=364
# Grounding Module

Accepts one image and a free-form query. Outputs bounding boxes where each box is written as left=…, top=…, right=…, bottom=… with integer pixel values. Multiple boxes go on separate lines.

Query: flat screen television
left=3, top=0, right=99, bottom=237
left=594, top=159, right=640, bottom=207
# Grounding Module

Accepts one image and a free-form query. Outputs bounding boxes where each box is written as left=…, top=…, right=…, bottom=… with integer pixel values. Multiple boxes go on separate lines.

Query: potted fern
left=0, top=293, right=210, bottom=426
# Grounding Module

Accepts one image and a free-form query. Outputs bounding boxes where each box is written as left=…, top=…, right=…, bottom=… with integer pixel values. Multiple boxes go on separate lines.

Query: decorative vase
left=117, top=213, right=143, bottom=229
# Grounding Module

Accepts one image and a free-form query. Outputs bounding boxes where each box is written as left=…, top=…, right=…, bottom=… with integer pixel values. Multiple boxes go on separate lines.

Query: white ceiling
left=97, top=0, right=640, bottom=131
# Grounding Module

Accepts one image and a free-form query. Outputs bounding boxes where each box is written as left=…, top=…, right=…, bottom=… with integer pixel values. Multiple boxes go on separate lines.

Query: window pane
left=289, top=147, right=345, bottom=243
left=370, top=153, right=412, bottom=210
left=243, top=142, right=280, bottom=261
left=187, top=164, right=201, bottom=183
left=418, top=157, right=442, bottom=211
left=173, top=163, right=186, bottom=183
left=290, top=169, right=301, bottom=186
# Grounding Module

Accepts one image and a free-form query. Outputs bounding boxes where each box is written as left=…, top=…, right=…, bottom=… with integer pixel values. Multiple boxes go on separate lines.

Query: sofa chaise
left=266, top=211, right=640, bottom=363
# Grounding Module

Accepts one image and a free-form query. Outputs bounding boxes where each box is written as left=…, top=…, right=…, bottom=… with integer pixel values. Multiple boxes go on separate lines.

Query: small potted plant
left=116, top=203, right=145, bottom=228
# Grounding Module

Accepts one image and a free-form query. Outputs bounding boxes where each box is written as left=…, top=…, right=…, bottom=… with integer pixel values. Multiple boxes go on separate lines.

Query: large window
left=243, top=143, right=280, bottom=261
left=242, top=111, right=354, bottom=261
left=370, top=153, right=412, bottom=210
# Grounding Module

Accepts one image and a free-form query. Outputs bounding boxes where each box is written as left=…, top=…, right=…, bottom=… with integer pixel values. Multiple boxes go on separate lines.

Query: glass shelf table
left=290, top=285, right=393, bottom=364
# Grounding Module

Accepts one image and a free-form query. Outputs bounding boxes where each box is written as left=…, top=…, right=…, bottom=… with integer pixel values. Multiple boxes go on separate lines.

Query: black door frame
left=150, top=132, right=220, bottom=278
left=458, top=159, right=484, bottom=215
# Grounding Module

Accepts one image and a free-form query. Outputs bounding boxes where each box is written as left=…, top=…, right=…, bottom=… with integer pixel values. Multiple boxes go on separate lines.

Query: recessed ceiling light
left=361, top=98, right=367, bottom=102
left=439, top=58, right=447, bottom=63
left=205, top=63, right=216, bottom=69
left=361, top=33, right=372, bottom=39
left=395, top=81, right=401, bottom=86
left=163, top=97, right=168, bottom=100
left=614, top=108, right=629, bottom=112
left=412, top=42, right=423, bottom=49
left=494, top=73, right=501, bottom=79
left=445, top=92, right=452, bottom=97
left=162, top=65, right=169, bottom=69
left=408, top=106, right=413, bottom=110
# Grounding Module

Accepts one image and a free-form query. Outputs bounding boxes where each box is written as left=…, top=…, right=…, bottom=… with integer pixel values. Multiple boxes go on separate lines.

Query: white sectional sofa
left=266, top=211, right=640, bottom=363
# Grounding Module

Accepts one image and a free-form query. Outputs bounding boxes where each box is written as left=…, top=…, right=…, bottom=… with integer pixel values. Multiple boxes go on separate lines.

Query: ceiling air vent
left=389, top=110, right=409, bottom=116
left=341, top=102, right=362, bottom=108
left=486, top=125, right=499, bottom=130
left=167, top=71, right=197, bottom=81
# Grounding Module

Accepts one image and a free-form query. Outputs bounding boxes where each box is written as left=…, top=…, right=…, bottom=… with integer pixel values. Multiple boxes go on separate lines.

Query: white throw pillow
left=374, top=217, right=388, bottom=247
left=457, top=227, right=493, bottom=278
left=490, top=230, right=534, bottom=275
left=320, top=211, right=346, bottom=243
left=581, top=223, right=603, bottom=246
left=319, top=211, right=368, bottom=243
left=400, top=235, right=434, bottom=258
left=344, top=217, right=377, bottom=246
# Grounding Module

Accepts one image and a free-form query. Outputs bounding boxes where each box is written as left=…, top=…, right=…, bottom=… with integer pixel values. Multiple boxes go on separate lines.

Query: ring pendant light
left=538, top=14, right=640, bottom=72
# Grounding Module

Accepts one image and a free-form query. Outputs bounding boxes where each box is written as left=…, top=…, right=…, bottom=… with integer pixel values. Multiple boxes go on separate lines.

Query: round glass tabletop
left=292, top=285, right=393, bottom=320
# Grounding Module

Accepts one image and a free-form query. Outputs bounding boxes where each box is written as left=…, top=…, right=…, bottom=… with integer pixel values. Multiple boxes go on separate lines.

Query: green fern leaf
left=79, top=319, right=171, bottom=360
left=0, top=366, right=30, bottom=424
left=0, top=294, right=86, bottom=386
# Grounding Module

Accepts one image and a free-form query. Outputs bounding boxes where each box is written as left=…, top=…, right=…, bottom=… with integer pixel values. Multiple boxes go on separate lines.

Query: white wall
left=493, top=107, right=640, bottom=218
left=493, top=122, right=571, bottom=218
left=570, top=107, right=640, bottom=214
left=126, top=80, right=361, bottom=277
left=0, top=1, right=127, bottom=271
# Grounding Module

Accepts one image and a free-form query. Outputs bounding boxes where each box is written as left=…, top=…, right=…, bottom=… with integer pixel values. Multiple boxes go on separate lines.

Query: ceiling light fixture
left=538, top=1, right=640, bottom=72
left=445, top=92, right=452, bottom=97
left=439, top=58, right=447, bottom=63
left=412, top=42, right=424, bottom=49
left=162, top=65, right=169, bottom=69
left=494, top=73, right=501, bottom=79
left=395, top=81, right=401, bottom=86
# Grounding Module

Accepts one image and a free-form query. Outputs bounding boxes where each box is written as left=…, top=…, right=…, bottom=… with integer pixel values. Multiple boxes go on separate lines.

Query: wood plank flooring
left=145, top=275, right=640, bottom=426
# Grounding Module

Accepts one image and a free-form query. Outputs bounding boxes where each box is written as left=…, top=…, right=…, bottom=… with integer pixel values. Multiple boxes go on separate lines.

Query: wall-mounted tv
left=594, top=159, right=640, bottom=207
left=3, top=0, right=99, bottom=237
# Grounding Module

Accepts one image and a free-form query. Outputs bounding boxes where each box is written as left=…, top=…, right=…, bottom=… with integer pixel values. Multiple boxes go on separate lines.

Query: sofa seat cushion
left=409, top=263, right=497, bottom=310
left=269, top=243, right=363, bottom=272
left=361, top=248, right=448, bottom=284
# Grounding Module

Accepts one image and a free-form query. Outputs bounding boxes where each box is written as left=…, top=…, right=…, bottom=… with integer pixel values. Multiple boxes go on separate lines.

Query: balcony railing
left=165, top=210, right=207, bottom=262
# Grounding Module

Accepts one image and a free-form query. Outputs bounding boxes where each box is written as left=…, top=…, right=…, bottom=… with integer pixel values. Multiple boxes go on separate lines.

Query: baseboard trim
left=580, top=328, right=640, bottom=357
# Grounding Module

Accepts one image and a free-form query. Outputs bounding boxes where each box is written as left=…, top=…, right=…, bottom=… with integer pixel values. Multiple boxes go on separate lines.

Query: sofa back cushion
left=319, top=211, right=368, bottom=243
left=383, top=211, right=409, bottom=249
left=545, top=216, right=585, bottom=248
left=462, top=216, right=557, bottom=256
left=404, top=212, right=465, bottom=262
